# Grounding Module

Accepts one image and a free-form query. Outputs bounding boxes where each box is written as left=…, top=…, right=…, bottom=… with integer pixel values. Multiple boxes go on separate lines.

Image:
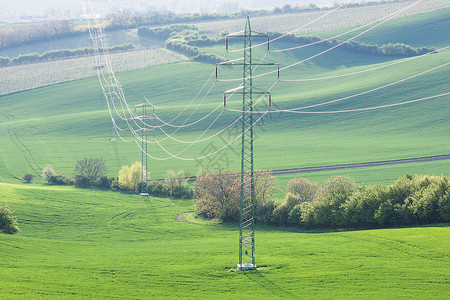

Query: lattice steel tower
left=221, top=17, right=275, bottom=271
left=134, top=103, right=154, bottom=197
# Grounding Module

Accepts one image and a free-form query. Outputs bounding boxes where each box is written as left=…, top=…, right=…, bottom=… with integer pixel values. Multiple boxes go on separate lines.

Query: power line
left=224, top=61, right=449, bottom=114
left=269, top=0, right=423, bottom=54
left=282, top=45, right=449, bottom=82
left=220, top=0, right=425, bottom=83
left=282, top=61, right=450, bottom=112
left=273, top=92, right=450, bottom=114
left=228, top=1, right=351, bottom=53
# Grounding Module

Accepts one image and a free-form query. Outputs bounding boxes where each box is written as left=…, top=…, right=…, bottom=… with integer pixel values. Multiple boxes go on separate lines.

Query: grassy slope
left=0, top=10, right=449, bottom=299
left=0, top=8, right=449, bottom=185
left=0, top=182, right=448, bottom=298
left=353, top=7, right=450, bottom=48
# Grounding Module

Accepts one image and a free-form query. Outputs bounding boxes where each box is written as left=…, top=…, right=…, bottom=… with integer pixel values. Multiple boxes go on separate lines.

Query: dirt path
left=270, top=154, right=450, bottom=175
left=174, top=211, right=198, bottom=225
left=185, top=154, right=450, bottom=181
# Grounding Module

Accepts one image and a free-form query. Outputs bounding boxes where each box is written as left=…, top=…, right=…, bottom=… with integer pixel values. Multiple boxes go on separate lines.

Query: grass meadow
left=0, top=41, right=448, bottom=182
left=0, top=7, right=449, bottom=298
left=0, top=182, right=448, bottom=298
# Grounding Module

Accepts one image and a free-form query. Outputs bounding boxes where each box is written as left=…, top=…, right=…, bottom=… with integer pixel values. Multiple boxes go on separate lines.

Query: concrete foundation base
left=237, top=263, right=257, bottom=271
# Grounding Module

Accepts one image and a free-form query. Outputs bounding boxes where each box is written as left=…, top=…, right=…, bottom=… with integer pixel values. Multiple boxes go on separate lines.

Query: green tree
left=118, top=162, right=142, bottom=191
left=23, top=173, right=35, bottom=183
left=74, top=157, right=107, bottom=186
left=118, top=165, right=131, bottom=190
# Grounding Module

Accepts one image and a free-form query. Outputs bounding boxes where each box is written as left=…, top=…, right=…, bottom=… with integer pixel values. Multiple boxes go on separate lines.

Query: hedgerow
left=195, top=172, right=450, bottom=229
left=0, top=43, right=135, bottom=67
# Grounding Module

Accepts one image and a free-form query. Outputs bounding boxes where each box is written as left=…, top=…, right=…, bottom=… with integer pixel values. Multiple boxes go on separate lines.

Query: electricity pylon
left=134, top=103, right=155, bottom=197
left=220, top=16, right=276, bottom=271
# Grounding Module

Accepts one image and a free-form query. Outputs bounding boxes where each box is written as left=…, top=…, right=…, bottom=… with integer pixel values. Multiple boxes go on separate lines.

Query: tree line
left=195, top=171, right=450, bottom=229
left=7, top=160, right=449, bottom=235
left=0, top=0, right=407, bottom=50
left=138, top=24, right=435, bottom=66
left=104, top=1, right=405, bottom=31
left=272, top=33, right=436, bottom=57
left=0, top=20, right=77, bottom=49
left=138, top=25, right=222, bottom=64
left=0, top=43, right=135, bottom=68
left=23, top=158, right=193, bottom=199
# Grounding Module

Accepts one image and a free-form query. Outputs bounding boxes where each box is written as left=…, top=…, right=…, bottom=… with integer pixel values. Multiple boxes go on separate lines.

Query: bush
left=342, top=185, right=389, bottom=228
left=255, top=199, right=276, bottom=225
left=96, top=176, right=114, bottom=189
left=48, top=174, right=69, bottom=185
left=301, top=176, right=358, bottom=228
left=23, top=173, right=35, bottom=183
left=148, top=181, right=169, bottom=196
left=271, top=202, right=291, bottom=226
left=438, top=191, right=450, bottom=222
left=288, top=204, right=303, bottom=226
left=74, top=175, right=91, bottom=187
left=172, top=184, right=194, bottom=199
left=42, top=165, right=56, bottom=183
left=0, top=205, right=19, bottom=234
left=165, top=170, right=188, bottom=197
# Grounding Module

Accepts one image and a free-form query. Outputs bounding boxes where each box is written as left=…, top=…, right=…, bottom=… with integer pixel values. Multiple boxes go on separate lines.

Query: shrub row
left=0, top=20, right=77, bottom=49
left=105, top=5, right=322, bottom=31
left=0, top=43, right=135, bottom=67
left=272, top=33, right=436, bottom=57
left=105, top=1, right=401, bottom=31
left=294, top=175, right=450, bottom=228
left=139, top=23, right=433, bottom=66
left=138, top=25, right=222, bottom=64
left=195, top=173, right=450, bottom=229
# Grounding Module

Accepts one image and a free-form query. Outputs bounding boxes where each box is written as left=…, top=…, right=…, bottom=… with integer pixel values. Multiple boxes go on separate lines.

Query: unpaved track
left=270, top=154, right=450, bottom=175
left=185, top=154, right=450, bottom=181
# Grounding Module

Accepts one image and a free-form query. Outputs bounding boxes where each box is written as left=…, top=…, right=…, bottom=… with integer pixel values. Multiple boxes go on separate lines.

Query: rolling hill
left=0, top=5, right=449, bottom=299
left=0, top=7, right=449, bottom=185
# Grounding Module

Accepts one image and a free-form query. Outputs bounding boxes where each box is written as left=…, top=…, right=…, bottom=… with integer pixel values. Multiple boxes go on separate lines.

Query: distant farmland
left=0, top=48, right=188, bottom=96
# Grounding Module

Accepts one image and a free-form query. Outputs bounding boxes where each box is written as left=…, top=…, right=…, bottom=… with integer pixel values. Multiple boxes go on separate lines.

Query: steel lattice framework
left=134, top=103, right=154, bottom=197
left=221, top=17, right=275, bottom=271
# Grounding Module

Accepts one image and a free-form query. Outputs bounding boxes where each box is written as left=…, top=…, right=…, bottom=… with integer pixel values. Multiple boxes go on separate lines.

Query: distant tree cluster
left=41, top=164, right=72, bottom=185
left=39, top=158, right=111, bottom=188
left=117, top=163, right=193, bottom=199
left=104, top=2, right=402, bottom=31
left=0, top=43, right=135, bottom=67
left=138, top=25, right=221, bottom=64
left=0, top=20, right=77, bottom=49
left=138, top=24, right=434, bottom=65
left=274, top=33, right=436, bottom=57
left=195, top=173, right=450, bottom=229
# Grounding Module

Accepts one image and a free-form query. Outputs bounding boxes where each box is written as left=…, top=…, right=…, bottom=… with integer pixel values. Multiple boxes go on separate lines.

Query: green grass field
left=0, top=38, right=448, bottom=182
left=0, top=8, right=449, bottom=298
left=0, top=182, right=448, bottom=298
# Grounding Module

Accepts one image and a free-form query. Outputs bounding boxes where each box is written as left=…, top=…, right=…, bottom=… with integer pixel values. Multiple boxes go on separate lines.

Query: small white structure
left=237, top=263, right=256, bottom=271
